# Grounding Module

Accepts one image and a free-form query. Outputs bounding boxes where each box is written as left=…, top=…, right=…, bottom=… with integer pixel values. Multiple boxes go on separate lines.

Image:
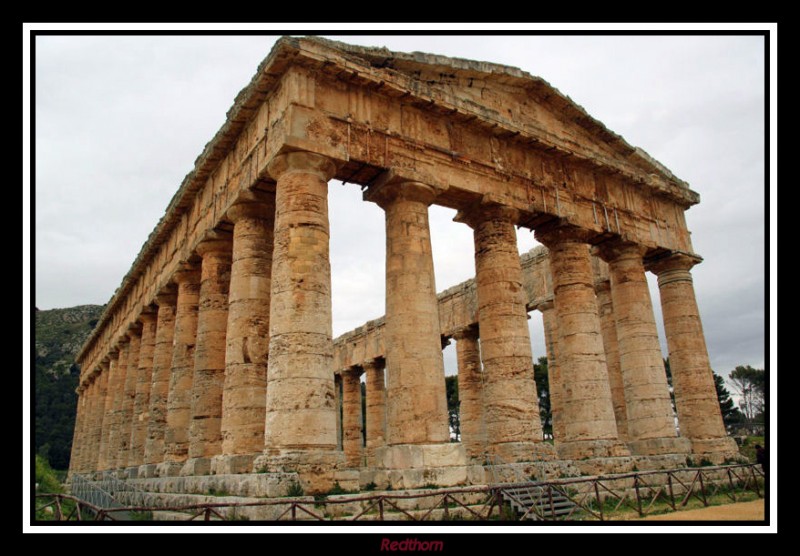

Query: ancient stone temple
left=68, top=37, right=738, bottom=493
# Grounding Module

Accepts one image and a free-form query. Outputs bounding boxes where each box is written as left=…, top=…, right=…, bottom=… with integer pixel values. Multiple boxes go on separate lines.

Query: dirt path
left=635, top=499, right=764, bottom=521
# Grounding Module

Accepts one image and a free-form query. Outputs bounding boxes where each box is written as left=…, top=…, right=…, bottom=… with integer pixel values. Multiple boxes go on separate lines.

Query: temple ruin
left=68, top=37, right=738, bottom=495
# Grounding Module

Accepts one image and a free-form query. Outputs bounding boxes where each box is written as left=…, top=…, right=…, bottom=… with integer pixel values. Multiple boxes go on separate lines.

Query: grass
left=327, top=482, right=354, bottom=495
left=286, top=481, right=304, bottom=497
left=577, top=483, right=764, bottom=521
left=34, top=455, right=79, bottom=521
left=739, top=436, right=765, bottom=463
left=130, top=510, right=154, bottom=521
left=206, top=487, right=232, bottom=497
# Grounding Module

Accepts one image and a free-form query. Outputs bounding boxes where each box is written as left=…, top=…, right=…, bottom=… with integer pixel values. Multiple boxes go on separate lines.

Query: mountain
left=34, top=304, right=104, bottom=470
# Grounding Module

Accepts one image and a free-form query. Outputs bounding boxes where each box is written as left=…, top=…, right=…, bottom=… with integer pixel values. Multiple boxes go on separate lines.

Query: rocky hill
left=34, top=304, right=104, bottom=470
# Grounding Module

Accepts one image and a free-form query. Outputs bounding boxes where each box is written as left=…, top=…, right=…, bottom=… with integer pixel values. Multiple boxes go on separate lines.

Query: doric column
left=452, top=326, right=486, bottom=461
left=538, top=298, right=564, bottom=443
left=117, top=325, right=142, bottom=471
left=129, top=309, right=158, bottom=470
left=364, top=180, right=450, bottom=446
left=90, top=365, right=109, bottom=472
left=456, top=203, right=551, bottom=462
left=142, top=289, right=177, bottom=474
left=335, top=374, right=342, bottom=451
left=214, top=195, right=275, bottom=475
left=71, top=381, right=89, bottom=474
left=595, top=279, right=629, bottom=443
left=183, top=235, right=232, bottom=476
left=81, top=377, right=99, bottom=473
left=97, top=356, right=115, bottom=471
left=596, top=241, right=689, bottom=456
left=106, top=338, right=130, bottom=471
left=647, top=253, right=739, bottom=457
left=364, top=359, right=386, bottom=465
left=536, top=225, right=627, bottom=460
left=68, top=384, right=87, bottom=476
left=160, top=265, right=201, bottom=476
left=256, top=150, right=343, bottom=483
left=342, top=368, right=364, bottom=468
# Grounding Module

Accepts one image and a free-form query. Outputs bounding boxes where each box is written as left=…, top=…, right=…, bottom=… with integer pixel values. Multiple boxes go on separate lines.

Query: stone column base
left=371, top=443, right=470, bottom=490
left=210, top=454, right=259, bottom=475
left=379, top=443, right=466, bottom=470
left=252, top=450, right=346, bottom=494
left=631, top=453, right=693, bottom=471
left=485, top=441, right=559, bottom=463
left=138, top=464, right=158, bottom=478
left=627, top=436, right=692, bottom=457
left=690, top=437, right=741, bottom=458
left=156, top=461, right=185, bottom=477
left=556, top=439, right=631, bottom=460
left=180, top=457, right=213, bottom=476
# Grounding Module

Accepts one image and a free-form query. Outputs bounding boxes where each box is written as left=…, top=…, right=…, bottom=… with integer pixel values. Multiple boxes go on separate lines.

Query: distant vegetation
left=34, top=305, right=104, bottom=470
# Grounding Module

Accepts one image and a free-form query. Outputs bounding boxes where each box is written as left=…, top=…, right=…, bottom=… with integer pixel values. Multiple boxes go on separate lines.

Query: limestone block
left=221, top=197, right=274, bottom=460
left=187, top=239, right=232, bottom=464
left=130, top=311, right=158, bottom=468
left=364, top=180, right=449, bottom=446
left=144, top=292, right=177, bottom=466
left=648, top=253, right=738, bottom=456
left=263, top=152, right=339, bottom=456
left=164, top=267, right=200, bottom=464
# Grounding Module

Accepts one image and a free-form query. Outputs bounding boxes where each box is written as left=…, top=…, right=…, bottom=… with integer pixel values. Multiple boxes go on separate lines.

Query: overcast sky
left=32, top=33, right=767, bottom=379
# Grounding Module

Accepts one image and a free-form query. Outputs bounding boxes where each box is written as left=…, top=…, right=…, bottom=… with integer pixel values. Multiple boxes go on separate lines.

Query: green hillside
left=34, top=305, right=104, bottom=470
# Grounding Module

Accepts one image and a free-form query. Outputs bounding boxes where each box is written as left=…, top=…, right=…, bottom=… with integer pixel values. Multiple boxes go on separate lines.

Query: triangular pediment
left=272, top=36, right=690, bottom=197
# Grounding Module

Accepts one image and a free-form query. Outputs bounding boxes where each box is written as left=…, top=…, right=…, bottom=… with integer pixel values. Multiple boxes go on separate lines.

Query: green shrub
left=286, top=481, right=304, bottom=497
left=35, top=455, right=63, bottom=494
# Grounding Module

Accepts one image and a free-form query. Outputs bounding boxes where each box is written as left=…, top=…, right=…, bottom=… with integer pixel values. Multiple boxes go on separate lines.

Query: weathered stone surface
left=184, top=236, right=232, bottom=475
left=596, top=241, right=686, bottom=456
left=253, top=450, right=344, bottom=494
left=85, top=372, right=107, bottom=472
left=143, top=290, right=177, bottom=467
left=365, top=180, right=449, bottom=446
left=98, top=356, right=118, bottom=471
left=457, top=203, right=547, bottom=462
left=69, top=384, right=87, bottom=473
left=647, top=253, right=739, bottom=457
left=117, top=326, right=141, bottom=469
left=363, top=359, right=386, bottom=466
left=262, top=151, right=339, bottom=460
left=595, top=279, right=629, bottom=442
left=106, top=340, right=129, bottom=470
left=127, top=472, right=301, bottom=498
left=334, top=374, right=342, bottom=450
left=218, top=197, right=275, bottom=470
left=536, top=225, right=626, bottom=460
left=129, top=310, right=157, bottom=468
left=342, top=369, right=364, bottom=468
left=161, top=267, right=200, bottom=475
left=70, top=40, right=731, bottom=492
left=452, top=326, right=485, bottom=460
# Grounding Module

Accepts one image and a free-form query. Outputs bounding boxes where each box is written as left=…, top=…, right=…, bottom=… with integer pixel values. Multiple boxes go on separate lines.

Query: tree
left=665, top=359, right=745, bottom=431
left=663, top=358, right=676, bottom=413
left=445, top=375, right=460, bottom=441
left=713, top=371, right=744, bottom=428
left=533, top=357, right=552, bottom=439
left=728, top=365, right=765, bottom=425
